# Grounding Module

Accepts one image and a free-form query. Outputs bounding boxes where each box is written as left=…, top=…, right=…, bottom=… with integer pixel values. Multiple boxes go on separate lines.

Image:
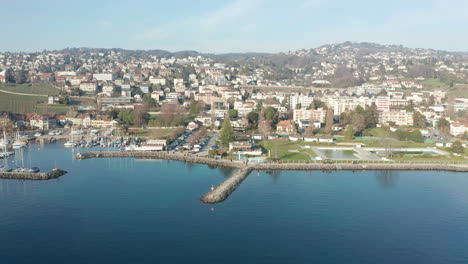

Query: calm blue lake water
left=1, top=143, right=468, bottom=264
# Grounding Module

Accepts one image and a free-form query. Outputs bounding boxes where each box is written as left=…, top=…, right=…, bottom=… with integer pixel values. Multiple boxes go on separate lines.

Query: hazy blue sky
left=2, top=0, right=467, bottom=53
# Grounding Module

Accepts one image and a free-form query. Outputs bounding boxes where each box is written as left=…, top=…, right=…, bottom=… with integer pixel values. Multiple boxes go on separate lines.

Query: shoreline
left=76, top=151, right=468, bottom=172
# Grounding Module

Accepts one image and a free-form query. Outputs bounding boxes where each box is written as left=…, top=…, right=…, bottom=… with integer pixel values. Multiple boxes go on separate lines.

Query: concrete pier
left=0, top=168, right=68, bottom=180
left=201, top=166, right=254, bottom=203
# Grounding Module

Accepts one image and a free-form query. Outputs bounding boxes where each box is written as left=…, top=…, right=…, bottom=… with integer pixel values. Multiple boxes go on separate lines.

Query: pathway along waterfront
left=0, top=168, right=67, bottom=180
left=76, top=151, right=468, bottom=203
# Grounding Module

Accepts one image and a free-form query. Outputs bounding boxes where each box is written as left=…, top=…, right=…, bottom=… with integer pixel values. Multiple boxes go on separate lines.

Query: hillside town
left=0, top=42, right=467, bottom=158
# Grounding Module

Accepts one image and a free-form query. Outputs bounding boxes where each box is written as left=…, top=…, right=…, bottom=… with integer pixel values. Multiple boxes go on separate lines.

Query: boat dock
left=0, top=168, right=67, bottom=180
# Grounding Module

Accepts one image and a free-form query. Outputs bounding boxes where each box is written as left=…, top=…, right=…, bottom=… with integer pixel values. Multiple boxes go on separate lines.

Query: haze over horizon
left=2, top=0, right=468, bottom=53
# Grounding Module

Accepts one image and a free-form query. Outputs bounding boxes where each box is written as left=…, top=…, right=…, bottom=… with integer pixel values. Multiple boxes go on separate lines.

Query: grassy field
left=0, top=83, right=60, bottom=95
left=421, top=78, right=449, bottom=89
left=0, top=93, right=47, bottom=113
left=0, top=92, right=69, bottom=114
left=0, top=83, right=69, bottom=114
left=259, top=140, right=317, bottom=161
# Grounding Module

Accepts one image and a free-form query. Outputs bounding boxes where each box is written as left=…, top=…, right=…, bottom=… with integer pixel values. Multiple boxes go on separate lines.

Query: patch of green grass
left=363, top=127, right=390, bottom=138
left=259, top=140, right=317, bottom=160
left=48, top=104, right=70, bottom=115
left=0, top=93, right=47, bottom=113
left=0, top=83, right=60, bottom=95
left=422, top=78, right=448, bottom=89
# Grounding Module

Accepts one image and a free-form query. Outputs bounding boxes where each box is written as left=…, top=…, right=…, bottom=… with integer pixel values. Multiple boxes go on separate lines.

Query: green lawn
left=0, top=93, right=47, bottom=113
left=421, top=78, right=448, bottom=89
left=363, top=127, right=391, bottom=138
left=259, top=140, right=317, bottom=160
left=0, top=83, right=60, bottom=95
left=48, top=104, right=70, bottom=114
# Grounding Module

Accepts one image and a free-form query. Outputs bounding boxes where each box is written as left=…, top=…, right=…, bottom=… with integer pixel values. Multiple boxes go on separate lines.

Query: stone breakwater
left=0, top=168, right=68, bottom=180
left=76, top=151, right=468, bottom=172
left=76, top=151, right=245, bottom=168
left=200, top=166, right=254, bottom=203
left=251, top=163, right=468, bottom=172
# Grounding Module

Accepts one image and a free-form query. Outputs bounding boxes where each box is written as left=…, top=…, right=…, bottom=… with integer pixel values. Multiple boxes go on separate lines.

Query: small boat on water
left=64, top=141, right=77, bottom=148
left=0, top=165, right=12, bottom=172
left=64, top=127, right=77, bottom=147
left=34, top=132, right=42, bottom=137
left=12, top=130, right=27, bottom=149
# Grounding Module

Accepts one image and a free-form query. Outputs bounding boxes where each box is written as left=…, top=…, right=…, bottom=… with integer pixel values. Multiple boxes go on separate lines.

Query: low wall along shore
left=76, top=151, right=468, bottom=204
left=76, top=151, right=245, bottom=168
left=0, top=169, right=67, bottom=180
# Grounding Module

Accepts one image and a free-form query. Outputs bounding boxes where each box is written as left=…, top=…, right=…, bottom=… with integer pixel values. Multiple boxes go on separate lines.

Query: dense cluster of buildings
left=0, top=43, right=467, bottom=139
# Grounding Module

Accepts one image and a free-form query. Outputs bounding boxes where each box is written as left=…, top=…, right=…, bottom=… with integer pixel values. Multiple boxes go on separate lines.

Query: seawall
left=76, top=151, right=245, bottom=168
left=250, top=163, right=468, bottom=172
left=0, top=168, right=68, bottom=180
left=76, top=151, right=468, bottom=172
left=201, top=166, right=254, bottom=203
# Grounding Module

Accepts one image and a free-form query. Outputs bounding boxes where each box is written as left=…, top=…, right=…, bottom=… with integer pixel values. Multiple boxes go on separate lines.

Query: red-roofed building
left=276, top=120, right=295, bottom=133
left=450, top=122, right=468, bottom=136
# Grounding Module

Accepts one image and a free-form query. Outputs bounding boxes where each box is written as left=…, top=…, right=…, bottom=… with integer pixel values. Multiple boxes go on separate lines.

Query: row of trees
left=340, top=104, right=379, bottom=136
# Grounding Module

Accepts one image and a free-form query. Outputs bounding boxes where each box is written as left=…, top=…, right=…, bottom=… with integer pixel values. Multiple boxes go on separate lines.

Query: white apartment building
left=290, top=95, right=314, bottom=109
left=376, top=96, right=390, bottom=111
left=80, top=81, right=98, bottom=93
left=293, top=108, right=327, bottom=123
left=379, top=110, right=414, bottom=126
left=93, top=73, right=115, bottom=81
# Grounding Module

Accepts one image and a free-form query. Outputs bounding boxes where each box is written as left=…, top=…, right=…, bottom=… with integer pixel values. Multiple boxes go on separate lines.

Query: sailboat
left=0, top=129, right=12, bottom=172
left=64, top=127, right=77, bottom=147
left=12, top=130, right=27, bottom=149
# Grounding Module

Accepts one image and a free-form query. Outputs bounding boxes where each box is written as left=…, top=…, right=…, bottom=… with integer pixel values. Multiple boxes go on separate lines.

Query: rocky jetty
left=201, top=166, right=254, bottom=203
left=0, top=168, right=68, bottom=180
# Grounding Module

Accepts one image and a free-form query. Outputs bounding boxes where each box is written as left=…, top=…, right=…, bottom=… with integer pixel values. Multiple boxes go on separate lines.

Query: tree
left=264, top=106, right=279, bottom=126
left=246, top=111, right=259, bottom=128
left=437, top=118, right=450, bottom=136
left=219, top=114, right=235, bottom=148
left=344, top=125, right=355, bottom=139
left=413, top=111, right=426, bottom=128
left=118, top=110, right=134, bottom=125
left=258, top=108, right=272, bottom=139
left=228, top=109, right=238, bottom=119
left=450, top=140, right=464, bottom=154
left=351, top=113, right=366, bottom=135
left=363, top=103, right=379, bottom=129
left=134, top=105, right=149, bottom=127
left=255, top=100, right=263, bottom=113
left=142, top=94, right=157, bottom=108
left=5, top=69, right=15, bottom=83
left=189, top=98, right=204, bottom=116
left=15, top=70, right=28, bottom=84
left=312, top=99, right=326, bottom=109
left=324, top=108, right=334, bottom=133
